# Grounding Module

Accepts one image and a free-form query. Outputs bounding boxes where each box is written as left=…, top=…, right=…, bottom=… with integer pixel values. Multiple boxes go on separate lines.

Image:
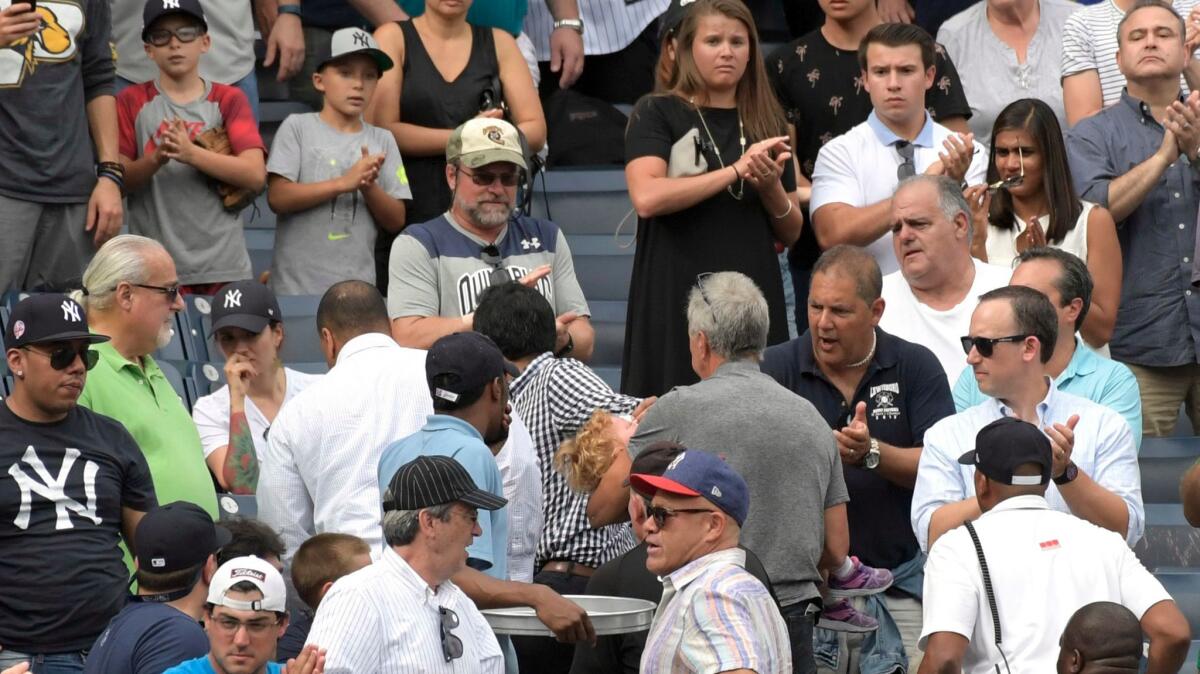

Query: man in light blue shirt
left=913, top=285, right=1143, bottom=553
left=953, top=247, right=1142, bottom=447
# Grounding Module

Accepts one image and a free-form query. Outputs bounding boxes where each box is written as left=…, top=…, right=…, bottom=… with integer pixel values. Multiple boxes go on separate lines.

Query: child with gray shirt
left=266, top=28, right=411, bottom=296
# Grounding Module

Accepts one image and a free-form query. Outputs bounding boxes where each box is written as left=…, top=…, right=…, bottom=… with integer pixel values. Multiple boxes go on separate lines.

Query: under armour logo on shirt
left=521, top=237, right=540, bottom=250
left=163, top=0, right=180, bottom=8
left=352, top=30, right=369, bottom=47
left=61, top=301, right=81, bottom=322
left=224, top=289, right=243, bottom=309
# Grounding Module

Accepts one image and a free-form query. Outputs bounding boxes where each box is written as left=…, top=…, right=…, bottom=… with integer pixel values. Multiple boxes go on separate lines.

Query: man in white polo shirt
left=810, top=23, right=986, bottom=275
left=918, top=417, right=1190, bottom=674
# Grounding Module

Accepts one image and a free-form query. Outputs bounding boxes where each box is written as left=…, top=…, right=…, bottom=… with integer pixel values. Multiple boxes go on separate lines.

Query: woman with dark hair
left=623, top=0, right=802, bottom=398
left=966, top=98, right=1121, bottom=349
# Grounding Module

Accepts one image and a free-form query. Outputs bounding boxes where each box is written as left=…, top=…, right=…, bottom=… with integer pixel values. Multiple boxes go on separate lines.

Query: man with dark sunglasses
left=309, top=455, right=506, bottom=672
left=911, top=285, right=1143, bottom=555
left=0, top=294, right=157, bottom=673
left=387, top=118, right=595, bottom=362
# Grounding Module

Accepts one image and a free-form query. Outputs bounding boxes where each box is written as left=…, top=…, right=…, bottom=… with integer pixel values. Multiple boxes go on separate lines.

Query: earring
left=15, top=371, right=23, bottom=378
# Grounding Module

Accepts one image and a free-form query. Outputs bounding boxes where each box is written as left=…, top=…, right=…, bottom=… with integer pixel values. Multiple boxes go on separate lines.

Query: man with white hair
left=76, top=234, right=217, bottom=518
left=879, top=175, right=1011, bottom=387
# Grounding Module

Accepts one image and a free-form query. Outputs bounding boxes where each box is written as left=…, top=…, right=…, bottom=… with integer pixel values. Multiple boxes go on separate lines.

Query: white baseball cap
left=207, top=555, right=287, bottom=613
left=316, top=27, right=393, bottom=73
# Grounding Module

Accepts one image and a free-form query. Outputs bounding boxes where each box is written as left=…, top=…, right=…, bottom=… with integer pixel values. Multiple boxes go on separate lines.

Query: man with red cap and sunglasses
left=0, top=293, right=158, bottom=673
left=630, top=448, right=791, bottom=674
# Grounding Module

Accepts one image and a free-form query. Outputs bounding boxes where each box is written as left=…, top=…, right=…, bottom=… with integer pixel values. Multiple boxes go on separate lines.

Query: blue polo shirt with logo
left=761, top=328, right=955, bottom=569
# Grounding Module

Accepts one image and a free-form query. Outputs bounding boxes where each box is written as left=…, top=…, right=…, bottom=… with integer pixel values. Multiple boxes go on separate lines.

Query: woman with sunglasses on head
left=965, top=98, right=1121, bottom=350
left=623, top=0, right=802, bottom=398
left=366, top=0, right=546, bottom=293
left=191, top=281, right=321, bottom=495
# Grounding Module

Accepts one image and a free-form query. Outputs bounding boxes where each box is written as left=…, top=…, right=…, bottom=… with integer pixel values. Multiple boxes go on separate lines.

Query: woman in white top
left=967, top=98, right=1121, bottom=349
left=192, top=281, right=320, bottom=494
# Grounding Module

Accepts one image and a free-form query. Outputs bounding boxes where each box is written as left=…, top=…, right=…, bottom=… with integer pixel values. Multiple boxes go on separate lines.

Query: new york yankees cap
left=4, top=294, right=109, bottom=349
left=426, top=332, right=518, bottom=408
left=208, top=556, right=288, bottom=613
left=135, top=501, right=232, bottom=575
left=209, top=280, right=281, bottom=335
left=630, top=448, right=750, bottom=526
left=316, top=27, right=393, bottom=74
left=142, top=0, right=208, bottom=41
left=958, top=416, right=1053, bottom=487
left=383, top=455, right=507, bottom=513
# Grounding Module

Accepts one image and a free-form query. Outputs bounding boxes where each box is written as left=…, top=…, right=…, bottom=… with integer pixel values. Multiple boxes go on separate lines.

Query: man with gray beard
left=386, top=118, right=596, bottom=361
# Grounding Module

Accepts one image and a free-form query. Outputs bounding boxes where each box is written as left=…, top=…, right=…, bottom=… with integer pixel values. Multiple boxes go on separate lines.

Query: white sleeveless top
left=985, top=200, right=1096, bottom=267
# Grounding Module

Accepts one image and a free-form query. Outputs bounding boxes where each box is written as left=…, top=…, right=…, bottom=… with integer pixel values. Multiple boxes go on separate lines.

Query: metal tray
left=482, top=595, right=656, bottom=636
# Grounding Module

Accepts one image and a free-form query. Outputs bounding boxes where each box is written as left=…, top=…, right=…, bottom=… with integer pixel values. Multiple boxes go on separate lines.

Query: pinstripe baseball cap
left=383, top=455, right=507, bottom=512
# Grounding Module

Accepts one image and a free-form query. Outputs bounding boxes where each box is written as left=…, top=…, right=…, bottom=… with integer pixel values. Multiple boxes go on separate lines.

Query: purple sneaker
left=817, top=598, right=879, bottom=633
left=828, top=556, right=893, bottom=597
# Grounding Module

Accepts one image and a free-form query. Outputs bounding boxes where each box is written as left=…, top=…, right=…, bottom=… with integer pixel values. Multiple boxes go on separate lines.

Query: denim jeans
left=0, top=648, right=87, bottom=674
left=780, top=598, right=821, bottom=674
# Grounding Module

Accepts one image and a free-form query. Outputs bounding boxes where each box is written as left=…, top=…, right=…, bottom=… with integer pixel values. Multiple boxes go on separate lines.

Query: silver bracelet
left=773, top=200, right=794, bottom=219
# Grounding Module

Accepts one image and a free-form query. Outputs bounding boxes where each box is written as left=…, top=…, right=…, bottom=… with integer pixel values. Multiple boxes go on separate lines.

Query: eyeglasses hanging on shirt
left=481, top=245, right=513, bottom=286
left=439, top=606, right=464, bottom=662
left=895, top=141, right=916, bottom=181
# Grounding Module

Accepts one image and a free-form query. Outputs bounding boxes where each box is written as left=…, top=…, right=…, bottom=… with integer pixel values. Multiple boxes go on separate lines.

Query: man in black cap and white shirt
left=0, top=294, right=157, bottom=673
left=307, top=455, right=508, bottom=673
left=85, top=501, right=232, bottom=673
left=918, top=417, right=1190, bottom=674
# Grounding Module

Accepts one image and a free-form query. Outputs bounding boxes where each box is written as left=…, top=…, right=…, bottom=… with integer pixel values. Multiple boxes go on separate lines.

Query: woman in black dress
left=622, top=0, right=802, bottom=398
left=367, top=0, right=545, bottom=293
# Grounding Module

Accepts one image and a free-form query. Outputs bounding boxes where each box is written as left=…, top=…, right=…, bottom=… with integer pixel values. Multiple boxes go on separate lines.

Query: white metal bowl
left=482, top=595, right=656, bottom=636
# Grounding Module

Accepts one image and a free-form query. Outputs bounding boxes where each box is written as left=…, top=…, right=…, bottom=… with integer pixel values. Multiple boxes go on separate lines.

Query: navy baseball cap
left=209, top=281, right=281, bottom=335
left=4, top=294, right=108, bottom=349
left=135, top=501, right=232, bottom=574
left=426, top=332, right=518, bottom=407
left=142, top=0, right=208, bottom=41
left=630, top=448, right=750, bottom=526
left=659, top=0, right=697, bottom=41
left=958, top=416, right=1053, bottom=486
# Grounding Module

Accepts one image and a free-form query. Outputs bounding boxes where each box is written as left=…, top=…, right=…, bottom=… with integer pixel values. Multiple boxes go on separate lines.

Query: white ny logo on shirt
left=8, top=446, right=102, bottom=530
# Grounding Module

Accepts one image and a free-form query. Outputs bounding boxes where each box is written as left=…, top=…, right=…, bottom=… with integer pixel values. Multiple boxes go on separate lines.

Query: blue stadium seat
left=1140, top=437, right=1200, bottom=504
left=276, top=296, right=324, bottom=364
left=245, top=229, right=275, bottom=278
left=530, top=169, right=633, bottom=237
left=157, top=360, right=197, bottom=412
left=1156, top=569, right=1200, bottom=638
left=287, top=361, right=330, bottom=376
left=243, top=194, right=276, bottom=229
left=593, top=366, right=620, bottom=391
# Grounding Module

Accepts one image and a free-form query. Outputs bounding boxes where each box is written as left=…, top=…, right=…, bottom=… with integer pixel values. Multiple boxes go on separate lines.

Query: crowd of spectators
left=8, top=0, right=1200, bottom=673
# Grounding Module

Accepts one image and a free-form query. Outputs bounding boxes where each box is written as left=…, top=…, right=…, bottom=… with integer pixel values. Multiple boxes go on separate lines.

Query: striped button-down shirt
left=523, top=0, right=670, bottom=60
left=494, top=410, right=543, bottom=582
left=307, top=546, right=504, bottom=674
left=258, top=333, right=433, bottom=562
left=509, top=352, right=639, bottom=568
left=641, top=548, right=792, bottom=674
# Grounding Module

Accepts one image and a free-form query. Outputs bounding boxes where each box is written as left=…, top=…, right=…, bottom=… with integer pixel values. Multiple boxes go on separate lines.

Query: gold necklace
left=692, top=98, right=746, bottom=200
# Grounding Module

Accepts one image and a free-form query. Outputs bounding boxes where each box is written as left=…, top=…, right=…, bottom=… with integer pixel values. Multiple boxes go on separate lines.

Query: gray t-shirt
left=387, top=213, right=590, bottom=319
left=629, top=360, right=849, bottom=607
left=266, top=113, right=412, bottom=296
left=111, top=0, right=254, bottom=85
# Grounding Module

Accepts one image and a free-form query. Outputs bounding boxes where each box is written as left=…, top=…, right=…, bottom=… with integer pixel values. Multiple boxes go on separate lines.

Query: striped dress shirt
left=523, top=0, right=671, bottom=60
left=641, top=547, right=792, bottom=674
left=509, top=352, right=639, bottom=569
left=494, top=410, right=543, bottom=582
left=258, top=333, right=433, bottom=562
left=307, top=546, right=504, bottom=674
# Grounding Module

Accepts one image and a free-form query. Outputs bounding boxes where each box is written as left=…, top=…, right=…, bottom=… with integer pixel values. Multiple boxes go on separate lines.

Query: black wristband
left=555, top=332, right=574, bottom=358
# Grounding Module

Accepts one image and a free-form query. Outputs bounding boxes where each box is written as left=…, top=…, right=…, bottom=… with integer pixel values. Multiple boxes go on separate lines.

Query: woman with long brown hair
left=622, top=0, right=802, bottom=398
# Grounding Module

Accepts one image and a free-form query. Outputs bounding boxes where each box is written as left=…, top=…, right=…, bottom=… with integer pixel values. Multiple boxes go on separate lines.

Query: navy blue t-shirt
left=761, top=328, right=955, bottom=569
left=85, top=601, right=208, bottom=674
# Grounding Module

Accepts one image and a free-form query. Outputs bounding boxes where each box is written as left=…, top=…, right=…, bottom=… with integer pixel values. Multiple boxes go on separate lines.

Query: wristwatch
left=863, top=438, right=880, bottom=470
left=1053, top=461, right=1078, bottom=486
left=553, top=18, right=584, bottom=35
left=277, top=4, right=301, bottom=18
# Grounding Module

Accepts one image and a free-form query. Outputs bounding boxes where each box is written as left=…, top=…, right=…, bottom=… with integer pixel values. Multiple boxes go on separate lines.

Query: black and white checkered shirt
left=510, top=352, right=640, bottom=569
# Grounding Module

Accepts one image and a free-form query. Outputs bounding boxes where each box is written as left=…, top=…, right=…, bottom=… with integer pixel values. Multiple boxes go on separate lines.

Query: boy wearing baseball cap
left=630, top=449, right=792, bottom=674
left=117, top=0, right=266, bottom=294
left=266, top=27, right=411, bottom=295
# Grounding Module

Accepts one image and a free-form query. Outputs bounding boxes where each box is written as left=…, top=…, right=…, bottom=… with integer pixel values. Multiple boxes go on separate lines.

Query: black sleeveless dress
left=374, top=20, right=498, bottom=292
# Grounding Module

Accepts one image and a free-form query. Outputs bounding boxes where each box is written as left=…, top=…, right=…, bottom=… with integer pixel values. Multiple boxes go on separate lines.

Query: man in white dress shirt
left=307, top=455, right=508, bottom=673
left=257, top=280, right=433, bottom=562
left=911, top=285, right=1143, bottom=553
left=879, top=175, right=1012, bottom=387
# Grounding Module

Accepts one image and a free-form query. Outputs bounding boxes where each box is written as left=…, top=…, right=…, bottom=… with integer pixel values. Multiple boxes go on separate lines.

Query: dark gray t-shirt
left=629, top=360, right=848, bottom=607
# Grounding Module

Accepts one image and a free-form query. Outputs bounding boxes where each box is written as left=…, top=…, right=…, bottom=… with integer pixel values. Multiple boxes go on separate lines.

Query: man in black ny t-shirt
left=761, top=247, right=954, bottom=673
left=767, top=0, right=972, bottom=333
left=0, top=294, right=156, bottom=673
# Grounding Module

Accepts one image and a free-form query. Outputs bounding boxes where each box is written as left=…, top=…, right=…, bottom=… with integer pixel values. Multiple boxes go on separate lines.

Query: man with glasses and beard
left=73, top=234, right=218, bottom=519
left=386, top=117, right=595, bottom=361
left=308, top=455, right=508, bottom=672
left=0, top=294, right=156, bottom=673
left=911, top=285, right=1143, bottom=555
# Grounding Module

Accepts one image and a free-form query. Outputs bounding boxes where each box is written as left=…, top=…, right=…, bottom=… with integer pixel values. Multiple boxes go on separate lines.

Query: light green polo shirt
left=78, top=341, right=218, bottom=519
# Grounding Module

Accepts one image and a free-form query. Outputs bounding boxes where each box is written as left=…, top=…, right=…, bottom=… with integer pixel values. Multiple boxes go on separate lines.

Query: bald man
left=1058, top=601, right=1143, bottom=674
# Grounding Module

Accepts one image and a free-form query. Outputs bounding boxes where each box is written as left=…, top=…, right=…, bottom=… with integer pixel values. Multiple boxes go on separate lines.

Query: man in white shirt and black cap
left=308, top=455, right=509, bottom=673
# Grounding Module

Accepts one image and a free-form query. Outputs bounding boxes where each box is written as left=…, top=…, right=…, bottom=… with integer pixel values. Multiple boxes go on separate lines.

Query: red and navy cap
left=630, top=448, right=750, bottom=526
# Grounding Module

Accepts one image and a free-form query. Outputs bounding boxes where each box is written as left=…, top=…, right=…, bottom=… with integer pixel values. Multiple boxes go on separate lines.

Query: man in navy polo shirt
left=761, top=245, right=955, bottom=673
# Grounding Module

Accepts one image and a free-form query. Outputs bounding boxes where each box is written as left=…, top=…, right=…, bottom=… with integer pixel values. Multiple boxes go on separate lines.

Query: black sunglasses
left=439, top=606, right=463, bottom=662
left=647, top=504, right=716, bottom=528
left=129, top=283, right=181, bottom=304
left=146, top=26, right=204, bottom=47
left=459, top=166, right=521, bottom=187
left=481, top=245, right=512, bottom=286
left=959, top=334, right=1031, bottom=358
left=22, top=345, right=98, bottom=371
